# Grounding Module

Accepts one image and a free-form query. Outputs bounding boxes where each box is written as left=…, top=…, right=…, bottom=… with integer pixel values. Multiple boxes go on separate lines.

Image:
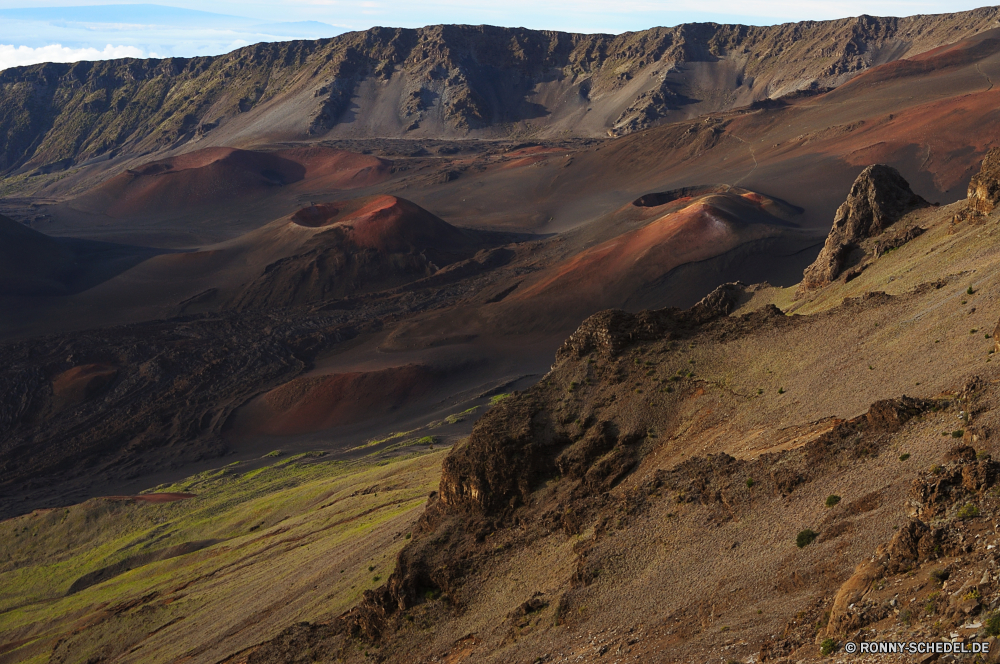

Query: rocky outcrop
left=556, top=282, right=745, bottom=360
left=798, top=165, right=927, bottom=293
left=610, top=81, right=682, bottom=137
left=824, top=453, right=1000, bottom=639
left=967, top=147, right=1000, bottom=216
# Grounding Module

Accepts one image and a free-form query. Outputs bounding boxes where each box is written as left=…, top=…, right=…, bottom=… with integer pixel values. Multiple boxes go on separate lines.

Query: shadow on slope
left=0, top=214, right=165, bottom=297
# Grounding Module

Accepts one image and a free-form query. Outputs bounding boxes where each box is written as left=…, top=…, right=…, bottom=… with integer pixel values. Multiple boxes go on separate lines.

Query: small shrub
left=984, top=612, right=1000, bottom=637
left=900, top=608, right=912, bottom=625
left=971, top=329, right=979, bottom=334
left=825, top=494, right=841, bottom=508
left=796, top=529, right=818, bottom=548
left=968, top=286, right=975, bottom=295
left=930, top=465, right=944, bottom=474
left=373, top=576, right=381, bottom=582
left=957, top=503, right=980, bottom=519
left=820, top=638, right=836, bottom=656
left=368, top=565, right=376, bottom=572
left=899, top=453, right=911, bottom=461
left=746, top=477, right=755, bottom=489
left=952, top=430, right=965, bottom=438
left=757, top=388, right=763, bottom=395
left=978, top=451, right=991, bottom=460
left=778, top=387, right=785, bottom=394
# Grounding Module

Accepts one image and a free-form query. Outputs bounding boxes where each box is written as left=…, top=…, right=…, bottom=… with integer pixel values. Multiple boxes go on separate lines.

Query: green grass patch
left=0, top=448, right=446, bottom=661
left=957, top=503, right=980, bottom=519
left=443, top=406, right=480, bottom=425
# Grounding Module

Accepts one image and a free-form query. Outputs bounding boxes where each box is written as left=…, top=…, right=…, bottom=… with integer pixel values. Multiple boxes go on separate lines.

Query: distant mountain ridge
left=1, top=7, right=999, bottom=175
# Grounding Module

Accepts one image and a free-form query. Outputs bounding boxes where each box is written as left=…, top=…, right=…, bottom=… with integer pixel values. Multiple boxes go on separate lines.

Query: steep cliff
left=2, top=8, right=999, bottom=174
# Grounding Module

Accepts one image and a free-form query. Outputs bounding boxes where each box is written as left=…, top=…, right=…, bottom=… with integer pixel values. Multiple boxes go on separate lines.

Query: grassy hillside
left=0, top=448, right=444, bottom=663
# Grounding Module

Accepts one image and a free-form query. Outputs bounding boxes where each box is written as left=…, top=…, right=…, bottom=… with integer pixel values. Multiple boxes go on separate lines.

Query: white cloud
left=0, top=43, right=146, bottom=71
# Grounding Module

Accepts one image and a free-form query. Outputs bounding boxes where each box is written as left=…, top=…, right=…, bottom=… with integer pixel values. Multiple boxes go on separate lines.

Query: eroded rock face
left=556, top=282, right=746, bottom=360
left=967, top=147, right=1000, bottom=216
left=798, top=165, right=927, bottom=292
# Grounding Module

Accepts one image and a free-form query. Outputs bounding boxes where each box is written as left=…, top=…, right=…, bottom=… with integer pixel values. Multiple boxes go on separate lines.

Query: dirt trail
left=977, top=62, right=994, bottom=90
left=729, top=133, right=759, bottom=188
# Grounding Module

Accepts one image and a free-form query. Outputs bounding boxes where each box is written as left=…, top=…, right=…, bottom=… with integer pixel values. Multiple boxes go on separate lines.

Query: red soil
left=77, top=147, right=390, bottom=218
left=51, top=364, right=118, bottom=403
left=513, top=191, right=791, bottom=305
left=514, top=201, right=739, bottom=302
left=838, top=34, right=1000, bottom=90
left=498, top=155, right=549, bottom=170
left=290, top=195, right=472, bottom=255
left=235, top=364, right=441, bottom=436
left=290, top=204, right=341, bottom=228
left=823, top=88, right=1000, bottom=190
left=280, top=146, right=391, bottom=190
left=504, top=146, right=570, bottom=157
left=101, top=493, right=196, bottom=503
left=741, top=192, right=767, bottom=204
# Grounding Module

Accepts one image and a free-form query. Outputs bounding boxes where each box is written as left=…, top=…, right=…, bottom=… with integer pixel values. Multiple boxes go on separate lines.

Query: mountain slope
left=2, top=9, right=1000, bottom=175
left=0, top=214, right=74, bottom=295
left=228, top=157, right=1000, bottom=664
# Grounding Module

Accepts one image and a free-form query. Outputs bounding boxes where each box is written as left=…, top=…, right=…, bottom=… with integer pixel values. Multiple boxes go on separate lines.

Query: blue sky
left=0, top=1, right=991, bottom=71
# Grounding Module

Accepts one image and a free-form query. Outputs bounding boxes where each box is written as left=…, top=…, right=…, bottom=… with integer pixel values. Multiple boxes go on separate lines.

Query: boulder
left=968, top=148, right=1000, bottom=216
left=799, top=165, right=927, bottom=293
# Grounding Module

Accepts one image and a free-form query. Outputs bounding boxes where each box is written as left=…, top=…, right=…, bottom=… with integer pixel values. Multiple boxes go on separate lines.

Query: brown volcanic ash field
left=6, top=10, right=1000, bottom=510
left=231, top=160, right=1000, bottom=664
left=6, top=10, right=1000, bottom=664
left=510, top=189, right=803, bottom=306
left=72, top=146, right=391, bottom=220
left=233, top=364, right=451, bottom=436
